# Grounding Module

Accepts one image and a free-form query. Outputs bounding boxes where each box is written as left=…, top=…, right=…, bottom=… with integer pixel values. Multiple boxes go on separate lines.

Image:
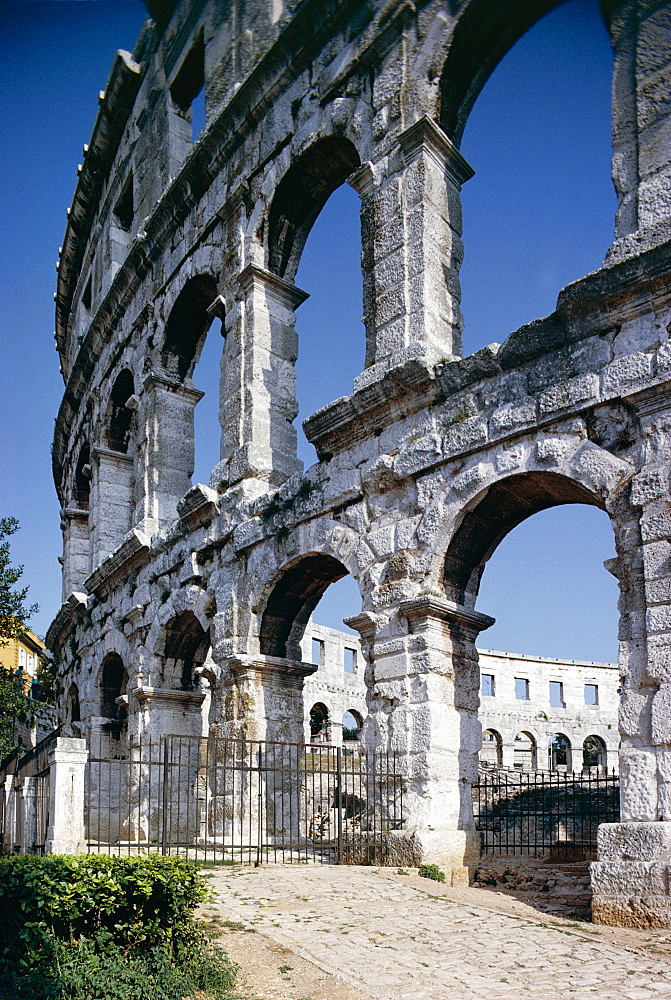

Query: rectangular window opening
left=82, top=276, right=92, bottom=311
left=514, top=677, right=529, bottom=700
left=584, top=683, right=599, bottom=706
left=114, top=172, right=134, bottom=231
left=481, top=673, right=495, bottom=697
left=311, top=638, right=325, bottom=667
left=549, top=680, right=565, bottom=708
left=344, top=648, right=356, bottom=673
left=170, top=30, right=205, bottom=142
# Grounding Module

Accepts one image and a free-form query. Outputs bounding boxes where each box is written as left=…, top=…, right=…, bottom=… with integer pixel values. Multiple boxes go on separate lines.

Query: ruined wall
left=46, top=0, right=671, bottom=926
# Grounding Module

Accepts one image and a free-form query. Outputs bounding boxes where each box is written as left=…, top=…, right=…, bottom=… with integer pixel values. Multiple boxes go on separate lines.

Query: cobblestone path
left=204, top=865, right=671, bottom=1000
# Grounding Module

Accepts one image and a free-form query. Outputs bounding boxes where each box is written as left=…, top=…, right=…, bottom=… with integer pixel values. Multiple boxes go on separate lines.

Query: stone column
left=2, top=774, right=15, bottom=853
left=90, top=446, right=134, bottom=564
left=352, top=116, right=473, bottom=379
left=214, top=265, right=307, bottom=491
left=60, top=508, right=90, bottom=600
left=140, top=373, right=203, bottom=532
left=349, top=597, right=493, bottom=882
left=18, top=777, right=36, bottom=854
left=44, top=737, right=88, bottom=854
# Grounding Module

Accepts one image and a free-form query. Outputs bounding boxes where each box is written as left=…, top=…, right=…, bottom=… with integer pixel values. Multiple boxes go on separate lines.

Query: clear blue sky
left=0, top=0, right=619, bottom=662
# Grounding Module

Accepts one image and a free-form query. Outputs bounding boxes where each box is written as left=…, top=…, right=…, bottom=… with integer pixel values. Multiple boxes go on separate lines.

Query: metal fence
left=0, top=726, right=61, bottom=854
left=86, top=735, right=404, bottom=865
left=473, top=769, right=620, bottom=859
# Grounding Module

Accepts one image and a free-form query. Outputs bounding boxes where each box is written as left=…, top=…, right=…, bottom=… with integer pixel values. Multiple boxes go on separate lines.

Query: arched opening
left=514, top=731, right=537, bottom=770
left=67, top=683, right=80, bottom=725
left=161, top=274, right=219, bottom=383
left=162, top=611, right=210, bottom=691
left=267, top=138, right=364, bottom=468
left=550, top=732, right=573, bottom=771
left=259, top=553, right=350, bottom=661
left=342, top=709, right=363, bottom=742
left=268, top=137, right=361, bottom=281
left=309, top=702, right=330, bottom=743
left=105, top=370, right=135, bottom=453
left=100, top=652, right=128, bottom=737
left=480, top=728, right=503, bottom=767
left=74, top=443, right=91, bottom=510
left=582, top=734, right=607, bottom=773
left=440, top=0, right=614, bottom=355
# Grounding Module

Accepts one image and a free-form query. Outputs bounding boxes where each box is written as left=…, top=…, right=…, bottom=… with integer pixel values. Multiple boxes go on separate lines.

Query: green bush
left=0, top=855, right=234, bottom=1000
left=418, top=863, right=446, bottom=883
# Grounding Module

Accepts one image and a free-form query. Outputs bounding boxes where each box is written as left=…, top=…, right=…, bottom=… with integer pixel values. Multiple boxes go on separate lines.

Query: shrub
left=0, top=855, right=234, bottom=1000
left=418, top=863, right=446, bottom=883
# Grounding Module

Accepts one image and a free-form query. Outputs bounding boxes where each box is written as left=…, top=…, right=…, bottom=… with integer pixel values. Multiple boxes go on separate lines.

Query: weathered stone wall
left=46, top=0, right=671, bottom=925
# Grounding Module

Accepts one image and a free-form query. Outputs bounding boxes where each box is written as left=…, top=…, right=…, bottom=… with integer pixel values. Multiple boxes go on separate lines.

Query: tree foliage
left=0, top=517, right=38, bottom=644
left=0, top=518, right=39, bottom=760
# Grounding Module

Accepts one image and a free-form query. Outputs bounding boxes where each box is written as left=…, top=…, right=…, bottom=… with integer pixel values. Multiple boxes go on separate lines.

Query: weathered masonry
left=47, top=0, right=671, bottom=927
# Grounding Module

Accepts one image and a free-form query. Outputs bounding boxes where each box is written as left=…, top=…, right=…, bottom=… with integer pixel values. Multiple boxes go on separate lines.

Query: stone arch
left=342, top=709, right=363, bottom=741
left=583, top=733, right=607, bottom=771
left=443, top=470, right=605, bottom=608
left=105, top=369, right=135, bottom=453
left=161, top=273, right=219, bottom=382
left=74, top=442, right=91, bottom=510
left=437, top=0, right=592, bottom=146
left=99, top=652, right=128, bottom=722
left=161, top=610, right=211, bottom=690
left=514, top=730, right=538, bottom=770
left=309, top=701, right=330, bottom=742
left=258, top=552, right=351, bottom=661
left=480, top=727, right=503, bottom=767
left=550, top=731, right=573, bottom=771
left=267, top=136, right=361, bottom=281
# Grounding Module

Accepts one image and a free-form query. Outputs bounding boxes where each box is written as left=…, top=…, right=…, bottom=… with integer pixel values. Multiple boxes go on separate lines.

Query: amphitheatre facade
left=46, top=0, right=671, bottom=926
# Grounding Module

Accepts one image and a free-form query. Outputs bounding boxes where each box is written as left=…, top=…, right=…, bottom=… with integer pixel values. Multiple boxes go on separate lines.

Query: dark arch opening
left=439, top=0, right=565, bottom=145
left=163, top=611, right=210, bottom=690
left=514, top=730, right=537, bottom=770
left=106, top=370, right=135, bottom=453
left=161, top=274, right=219, bottom=383
left=68, top=683, right=80, bottom=724
left=74, top=444, right=91, bottom=510
left=550, top=732, right=573, bottom=770
left=310, top=702, right=330, bottom=740
left=260, top=554, right=349, bottom=660
left=443, top=472, right=603, bottom=606
left=583, top=734, right=607, bottom=770
left=342, top=709, right=363, bottom=741
left=480, top=728, right=503, bottom=767
left=268, top=137, right=361, bottom=280
left=100, top=652, right=128, bottom=722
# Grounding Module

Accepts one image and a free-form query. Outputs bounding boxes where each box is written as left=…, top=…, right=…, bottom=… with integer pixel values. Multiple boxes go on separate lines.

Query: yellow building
left=0, top=628, right=45, bottom=694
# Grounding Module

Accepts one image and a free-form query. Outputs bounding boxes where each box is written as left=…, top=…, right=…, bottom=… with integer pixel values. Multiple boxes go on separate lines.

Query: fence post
left=44, top=737, right=88, bottom=855
left=336, top=746, right=343, bottom=863
left=18, top=776, right=36, bottom=853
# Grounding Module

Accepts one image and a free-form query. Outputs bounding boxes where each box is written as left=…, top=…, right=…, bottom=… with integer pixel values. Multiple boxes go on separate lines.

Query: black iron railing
left=473, top=768, right=620, bottom=859
left=86, top=735, right=404, bottom=865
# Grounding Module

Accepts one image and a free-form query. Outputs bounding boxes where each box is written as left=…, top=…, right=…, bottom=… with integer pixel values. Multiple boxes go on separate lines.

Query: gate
left=86, top=735, right=404, bottom=865
left=473, top=769, right=620, bottom=859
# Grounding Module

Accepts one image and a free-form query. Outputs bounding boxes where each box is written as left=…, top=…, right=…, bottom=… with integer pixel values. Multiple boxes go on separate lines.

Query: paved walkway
left=203, top=865, right=671, bottom=1000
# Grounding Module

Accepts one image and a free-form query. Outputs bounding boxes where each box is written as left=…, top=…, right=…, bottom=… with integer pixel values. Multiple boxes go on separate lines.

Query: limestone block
left=644, top=539, right=671, bottom=579
left=451, top=463, right=489, bottom=499
left=494, top=442, right=526, bottom=473
left=641, top=507, right=671, bottom=543
left=619, top=751, right=659, bottom=821
left=442, top=417, right=488, bottom=457
left=322, top=468, right=361, bottom=508
left=597, top=821, right=671, bottom=862
left=631, top=468, right=669, bottom=505
left=655, top=341, right=671, bottom=372
left=489, top=402, right=536, bottom=436
left=232, top=517, right=265, bottom=552
left=571, top=441, right=634, bottom=497
left=613, top=314, right=659, bottom=357
left=652, top=683, right=671, bottom=743
left=536, top=437, right=571, bottom=466
left=538, top=374, right=599, bottom=417
left=647, top=605, right=671, bottom=633
left=394, top=433, right=442, bottom=477
left=591, top=860, right=669, bottom=895
left=601, top=352, right=655, bottom=396
left=646, top=576, right=671, bottom=604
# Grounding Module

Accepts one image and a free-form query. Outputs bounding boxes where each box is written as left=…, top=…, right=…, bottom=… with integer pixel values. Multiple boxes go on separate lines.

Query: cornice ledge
left=45, top=592, right=91, bottom=651
left=400, top=596, right=495, bottom=636
left=177, top=484, right=221, bottom=530
left=84, top=528, right=151, bottom=600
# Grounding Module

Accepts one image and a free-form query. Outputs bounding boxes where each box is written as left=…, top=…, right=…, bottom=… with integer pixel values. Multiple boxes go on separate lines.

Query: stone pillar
left=349, top=597, right=493, bottom=882
left=60, top=508, right=90, bottom=600
left=18, top=777, right=36, bottom=854
left=500, top=740, right=515, bottom=770
left=140, top=373, right=203, bottom=532
left=215, top=265, right=306, bottom=490
left=352, top=116, right=473, bottom=379
left=608, top=1, right=671, bottom=244
left=2, top=774, right=15, bottom=853
left=44, top=737, right=88, bottom=854
left=90, top=446, right=134, bottom=564
left=591, top=384, right=671, bottom=926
